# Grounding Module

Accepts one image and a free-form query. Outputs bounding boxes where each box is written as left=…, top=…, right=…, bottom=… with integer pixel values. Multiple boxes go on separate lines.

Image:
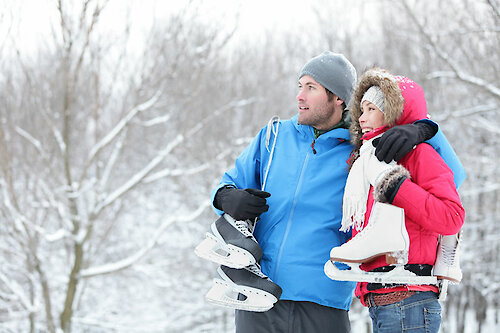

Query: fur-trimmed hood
left=349, top=68, right=429, bottom=149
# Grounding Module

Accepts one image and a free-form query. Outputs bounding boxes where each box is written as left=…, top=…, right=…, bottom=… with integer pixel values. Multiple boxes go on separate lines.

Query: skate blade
left=324, top=261, right=438, bottom=285
left=324, top=260, right=362, bottom=282
left=434, top=275, right=461, bottom=284
left=438, top=280, right=449, bottom=302
left=194, top=233, right=256, bottom=268
left=205, top=278, right=276, bottom=312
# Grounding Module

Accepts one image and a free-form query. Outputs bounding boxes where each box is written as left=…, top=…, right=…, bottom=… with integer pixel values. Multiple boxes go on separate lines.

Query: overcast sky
left=1, top=0, right=316, bottom=54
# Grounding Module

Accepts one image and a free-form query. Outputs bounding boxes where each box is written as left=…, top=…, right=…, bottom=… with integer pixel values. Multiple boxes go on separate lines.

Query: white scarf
left=340, top=136, right=380, bottom=233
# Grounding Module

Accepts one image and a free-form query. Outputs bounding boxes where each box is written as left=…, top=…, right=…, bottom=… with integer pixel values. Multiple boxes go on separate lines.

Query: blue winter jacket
left=211, top=114, right=465, bottom=310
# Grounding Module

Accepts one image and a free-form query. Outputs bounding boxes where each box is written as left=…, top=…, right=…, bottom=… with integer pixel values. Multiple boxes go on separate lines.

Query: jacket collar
left=291, top=114, right=351, bottom=142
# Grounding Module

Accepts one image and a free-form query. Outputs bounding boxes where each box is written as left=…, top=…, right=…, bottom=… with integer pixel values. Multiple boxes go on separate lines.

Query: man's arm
left=373, top=121, right=436, bottom=163
left=373, top=120, right=466, bottom=188
left=211, top=125, right=272, bottom=219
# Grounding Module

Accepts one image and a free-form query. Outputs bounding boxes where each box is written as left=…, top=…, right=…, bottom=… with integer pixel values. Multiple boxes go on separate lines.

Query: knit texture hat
left=361, top=85, right=385, bottom=113
left=299, top=51, right=357, bottom=103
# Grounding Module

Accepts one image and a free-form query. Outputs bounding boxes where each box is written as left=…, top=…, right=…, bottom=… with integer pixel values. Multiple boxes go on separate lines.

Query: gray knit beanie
left=299, top=51, right=357, bottom=103
left=361, top=85, right=385, bottom=113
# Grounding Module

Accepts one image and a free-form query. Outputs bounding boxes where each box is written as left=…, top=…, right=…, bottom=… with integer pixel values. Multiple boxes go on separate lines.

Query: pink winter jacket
left=349, top=73, right=465, bottom=303
left=354, top=142, right=465, bottom=302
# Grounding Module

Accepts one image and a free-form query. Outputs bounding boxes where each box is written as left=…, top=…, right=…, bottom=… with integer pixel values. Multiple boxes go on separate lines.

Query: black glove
left=214, top=186, right=271, bottom=221
left=373, top=122, right=437, bottom=163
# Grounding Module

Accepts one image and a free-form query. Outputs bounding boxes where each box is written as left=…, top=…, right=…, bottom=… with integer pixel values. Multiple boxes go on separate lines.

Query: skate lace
left=245, top=264, right=268, bottom=279
left=235, top=220, right=253, bottom=237
left=440, top=244, right=458, bottom=265
left=350, top=215, right=375, bottom=240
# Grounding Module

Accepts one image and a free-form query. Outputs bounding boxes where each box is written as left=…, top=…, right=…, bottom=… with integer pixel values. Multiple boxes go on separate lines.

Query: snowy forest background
left=0, top=0, right=498, bottom=332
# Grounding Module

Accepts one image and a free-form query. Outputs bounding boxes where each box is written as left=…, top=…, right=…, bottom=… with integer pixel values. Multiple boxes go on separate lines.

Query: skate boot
left=195, top=214, right=263, bottom=268
left=325, top=202, right=437, bottom=285
left=432, top=232, right=462, bottom=283
left=331, top=202, right=409, bottom=264
left=205, top=264, right=282, bottom=312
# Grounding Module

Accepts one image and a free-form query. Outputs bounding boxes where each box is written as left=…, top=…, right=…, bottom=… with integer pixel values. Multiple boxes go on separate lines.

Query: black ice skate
left=205, top=264, right=282, bottom=312
left=195, top=214, right=263, bottom=268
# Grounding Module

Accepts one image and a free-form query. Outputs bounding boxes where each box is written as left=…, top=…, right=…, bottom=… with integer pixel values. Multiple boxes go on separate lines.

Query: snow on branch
left=403, top=1, right=500, bottom=99
left=432, top=103, right=497, bottom=122
left=135, top=114, right=171, bottom=127
left=80, top=200, right=210, bottom=278
left=15, top=127, right=46, bottom=158
left=99, top=130, right=126, bottom=191
left=426, top=71, right=500, bottom=99
left=14, top=126, right=65, bottom=184
left=471, top=116, right=500, bottom=135
left=92, top=98, right=256, bottom=216
left=460, top=183, right=500, bottom=197
left=0, top=272, right=35, bottom=312
left=187, top=97, right=258, bottom=137
left=87, top=91, right=161, bottom=165
left=40, top=106, right=66, bottom=154
left=487, top=0, right=500, bottom=19
left=91, top=97, right=257, bottom=218
left=93, top=133, right=183, bottom=216
left=143, top=162, right=210, bottom=183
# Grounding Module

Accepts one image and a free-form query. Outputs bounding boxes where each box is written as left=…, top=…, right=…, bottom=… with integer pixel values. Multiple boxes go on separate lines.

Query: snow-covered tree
left=0, top=0, right=240, bottom=331
left=0, top=0, right=498, bottom=332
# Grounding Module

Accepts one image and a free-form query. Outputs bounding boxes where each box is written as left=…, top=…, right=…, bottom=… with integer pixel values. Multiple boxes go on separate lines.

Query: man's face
left=296, top=75, right=342, bottom=130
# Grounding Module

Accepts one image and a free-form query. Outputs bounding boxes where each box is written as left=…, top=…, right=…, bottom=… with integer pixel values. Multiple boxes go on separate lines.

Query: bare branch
left=486, top=0, right=500, bottom=19
left=426, top=71, right=500, bottom=99
left=144, top=163, right=210, bottom=183
left=98, top=130, right=126, bottom=191
left=72, top=0, right=109, bottom=85
left=92, top=133, right=183, bottom=217
left=15, top=127, right=47, bottom=157
left=471, top=115, right=500, bottom=135
left=134, top=114, right=172, bottom=127
left=0, top=272, right=34, bottom=313
left=432, top=103, right=497, bottom=122
left=91, top=97, right=256, bottom=217
left=460, top=183, right=500, bottom=197
left=80, top=200, right=210, bottom=278
left=40, top=106, right=67, bottom=155
left=82, top=91, right=161, bottom=183
left=402, top=0, right=500, bottom=99
left=32, top=256, right=56, bottom=333
left=57, top=0, right=72, bottom=47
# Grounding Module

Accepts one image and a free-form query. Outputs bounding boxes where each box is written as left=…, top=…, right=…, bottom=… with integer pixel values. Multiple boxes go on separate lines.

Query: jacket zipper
left=273, top=151, right=311, bottom=280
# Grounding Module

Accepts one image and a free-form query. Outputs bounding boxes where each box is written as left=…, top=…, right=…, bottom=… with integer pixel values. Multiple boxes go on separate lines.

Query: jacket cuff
left=415, top=121, right=438, bottom=142
left=211, top=184, right=235, bottom=215
left=415, top=119, right=438, bottom=140
left=373, top=165, right=411, bottom=203
left=213, top=185, right=236, bottom=210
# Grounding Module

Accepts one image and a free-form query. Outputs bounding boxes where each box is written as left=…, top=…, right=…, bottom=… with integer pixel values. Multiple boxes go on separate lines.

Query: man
left=211, top=51, right=465, bottom=332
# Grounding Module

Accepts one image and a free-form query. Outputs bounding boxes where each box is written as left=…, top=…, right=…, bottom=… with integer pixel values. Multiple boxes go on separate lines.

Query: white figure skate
left=205, top=264, right=282, bottom=312
left=324, top=202, right=437, bottom=285
left=195, top=214, right=262, bottom=268
left=433, top=233, right=462, bottom=283
left=433, top=232, right=462, bottom=301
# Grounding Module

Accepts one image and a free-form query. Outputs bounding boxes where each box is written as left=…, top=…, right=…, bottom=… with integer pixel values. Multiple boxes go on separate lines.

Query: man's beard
left=298, top=102, right=337, bottom=129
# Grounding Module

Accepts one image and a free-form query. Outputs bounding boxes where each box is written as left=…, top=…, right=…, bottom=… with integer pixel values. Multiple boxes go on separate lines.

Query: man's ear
left=335, top=96, right=345, bottom=106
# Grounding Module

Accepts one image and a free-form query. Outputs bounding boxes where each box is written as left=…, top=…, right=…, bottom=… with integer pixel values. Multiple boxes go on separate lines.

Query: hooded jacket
left=213, top=115, right=357, bottom=310
left=211, top=107, right=465, bottom=310
left=348, top=68, right=465, bottom=304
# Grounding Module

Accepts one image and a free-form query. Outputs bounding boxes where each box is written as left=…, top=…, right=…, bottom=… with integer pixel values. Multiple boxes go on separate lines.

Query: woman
left=337, top=68, right=465, bottom=332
